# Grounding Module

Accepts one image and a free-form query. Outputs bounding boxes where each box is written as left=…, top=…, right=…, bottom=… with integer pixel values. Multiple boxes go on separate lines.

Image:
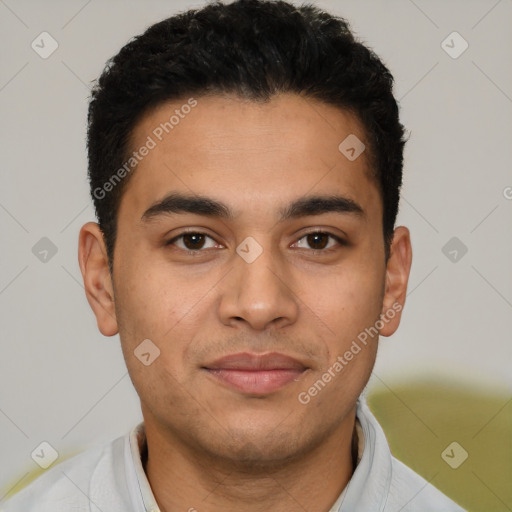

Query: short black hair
left=87, top=0, right=406, bottom=271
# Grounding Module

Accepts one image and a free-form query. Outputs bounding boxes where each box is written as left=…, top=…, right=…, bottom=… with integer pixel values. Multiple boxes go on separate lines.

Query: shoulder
left=385, top=456, right=466, bottom=511
left=355, top=397, right=466, bottom=511
left=2, top=435, right=129, bottom=512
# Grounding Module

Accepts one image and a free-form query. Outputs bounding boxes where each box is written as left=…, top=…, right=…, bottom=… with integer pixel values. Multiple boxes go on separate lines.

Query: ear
left=379, top=226, right=412, bottom=337
left=78, top=222, right=119, bottom=336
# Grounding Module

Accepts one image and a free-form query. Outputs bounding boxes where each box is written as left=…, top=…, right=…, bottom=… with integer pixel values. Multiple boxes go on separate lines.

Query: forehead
left=120, top=93, right=380, bottom=221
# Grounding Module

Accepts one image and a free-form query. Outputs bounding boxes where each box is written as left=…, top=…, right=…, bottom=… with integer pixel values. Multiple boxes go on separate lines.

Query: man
left=3, top=0, right=466, bottom=510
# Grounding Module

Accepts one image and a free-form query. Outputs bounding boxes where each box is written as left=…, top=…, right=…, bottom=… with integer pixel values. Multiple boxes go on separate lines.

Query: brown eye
left=295, top=231, right=344, bottom=251
left=182, top=233, right=206, bottom=250
left=306, top=233, right=329, bottom=250
left=166, top=232, right=218, bottom=252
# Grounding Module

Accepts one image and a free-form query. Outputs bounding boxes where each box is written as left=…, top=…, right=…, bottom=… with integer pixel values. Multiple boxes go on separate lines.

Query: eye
left=293, top=231, right=344, bottom=251
left=166, top=232, right=220, bottom=252
left=166, top=230, right=345, bottom=255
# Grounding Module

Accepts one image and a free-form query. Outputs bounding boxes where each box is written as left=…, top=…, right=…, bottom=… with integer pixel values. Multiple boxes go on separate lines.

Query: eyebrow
left=140, top=192, right=365, bottom=223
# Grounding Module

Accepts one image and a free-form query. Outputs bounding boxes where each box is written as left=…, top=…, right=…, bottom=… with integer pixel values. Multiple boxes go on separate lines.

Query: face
left=79, top=93, right=411, bottom=467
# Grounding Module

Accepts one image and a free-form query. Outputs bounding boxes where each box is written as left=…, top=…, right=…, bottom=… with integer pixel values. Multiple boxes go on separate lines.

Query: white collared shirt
left=1, top=396, right=466, bottom=511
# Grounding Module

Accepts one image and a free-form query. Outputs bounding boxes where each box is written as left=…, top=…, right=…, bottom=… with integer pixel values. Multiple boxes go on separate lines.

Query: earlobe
left=379, top=226, right=412, bottom=337
left=78, top=222, right=119, bottom=337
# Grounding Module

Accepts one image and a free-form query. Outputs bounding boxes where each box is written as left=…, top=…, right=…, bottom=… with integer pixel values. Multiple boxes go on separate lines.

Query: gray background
left=1, top=0, right=511, bottom=501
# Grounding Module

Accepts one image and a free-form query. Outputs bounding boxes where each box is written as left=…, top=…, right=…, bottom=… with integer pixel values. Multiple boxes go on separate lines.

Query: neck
left=143, top=408, right=358, bottom=512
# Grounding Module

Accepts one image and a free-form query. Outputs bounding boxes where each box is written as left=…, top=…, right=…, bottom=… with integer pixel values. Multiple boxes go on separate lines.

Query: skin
left=78, top=93, right=412, bottom=512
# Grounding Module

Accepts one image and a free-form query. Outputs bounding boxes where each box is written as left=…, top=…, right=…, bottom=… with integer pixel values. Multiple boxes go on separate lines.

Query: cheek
left=113, top=257, right=217, bottom=387
left=114, top=255, right=200, bottom=337
left=129, top=357, right=199, bottom=426
left=306, top=261, right=384, bottom=336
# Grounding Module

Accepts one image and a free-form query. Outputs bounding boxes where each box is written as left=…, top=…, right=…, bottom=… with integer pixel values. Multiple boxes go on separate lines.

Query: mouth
left=202, top=352, right=309, bottom=396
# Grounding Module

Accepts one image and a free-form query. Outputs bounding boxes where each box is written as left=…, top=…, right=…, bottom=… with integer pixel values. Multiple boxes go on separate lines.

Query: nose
left=217, top=242, right=299, bottom=332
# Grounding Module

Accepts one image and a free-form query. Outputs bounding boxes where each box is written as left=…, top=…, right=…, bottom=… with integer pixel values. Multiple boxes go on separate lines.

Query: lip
left=202, top=352, right=308, bottom=396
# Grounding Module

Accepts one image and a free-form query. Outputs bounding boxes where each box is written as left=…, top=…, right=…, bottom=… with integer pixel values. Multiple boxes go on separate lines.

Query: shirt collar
left=126, top=422, right=161, bottom=512
left=338, top=396, right=392, bottom=511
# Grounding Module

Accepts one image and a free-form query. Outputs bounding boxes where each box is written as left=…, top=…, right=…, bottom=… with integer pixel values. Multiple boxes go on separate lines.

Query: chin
left=191, top=420, right=327, bottom=474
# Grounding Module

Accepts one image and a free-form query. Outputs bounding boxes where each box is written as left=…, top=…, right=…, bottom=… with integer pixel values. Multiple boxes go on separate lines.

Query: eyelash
left=165, top=230, right=346, bottom=256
